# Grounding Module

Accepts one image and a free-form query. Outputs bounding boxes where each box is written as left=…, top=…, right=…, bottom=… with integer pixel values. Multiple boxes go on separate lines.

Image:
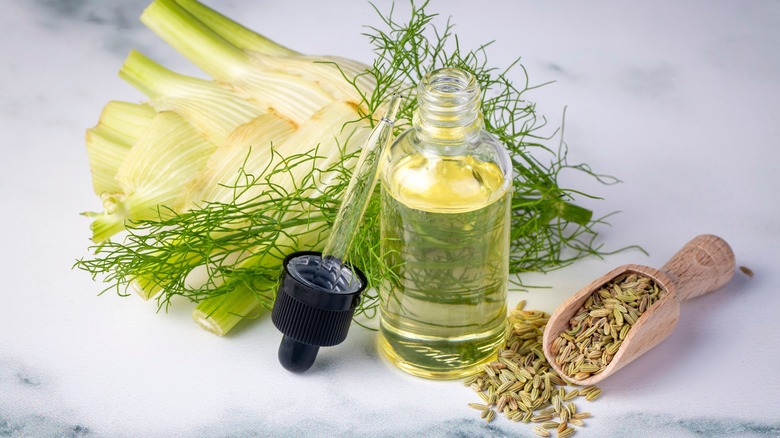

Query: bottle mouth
left=414, top=68, right=483, bottom=143
left=422, top=68, right=478, bottom=99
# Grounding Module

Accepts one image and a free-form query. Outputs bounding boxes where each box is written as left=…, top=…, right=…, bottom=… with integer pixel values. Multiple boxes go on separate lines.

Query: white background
left=1, top=1, right=778, bottom=436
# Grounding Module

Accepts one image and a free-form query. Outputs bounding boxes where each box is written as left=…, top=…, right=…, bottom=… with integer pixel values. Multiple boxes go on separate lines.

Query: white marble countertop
left=1, top=1, right=779, bottom=437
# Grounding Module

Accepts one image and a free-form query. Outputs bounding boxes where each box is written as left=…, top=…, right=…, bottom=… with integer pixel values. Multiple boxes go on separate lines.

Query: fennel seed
left=558, top=427, right=576, bottom=438
left=585, top=388, right=602, bottom=401
left=533, top=426, right=552, bottom=437
left=559, top=407, right=570, bottom=423
left=531, top=414, right=553, bottom=423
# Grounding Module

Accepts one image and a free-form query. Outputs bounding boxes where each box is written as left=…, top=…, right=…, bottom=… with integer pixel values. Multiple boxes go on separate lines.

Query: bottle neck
left=413, top=68, right=484, bottom=145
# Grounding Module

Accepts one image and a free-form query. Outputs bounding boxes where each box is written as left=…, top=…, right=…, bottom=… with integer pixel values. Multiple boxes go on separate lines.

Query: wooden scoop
left=542, top=234, right=735, bottom=386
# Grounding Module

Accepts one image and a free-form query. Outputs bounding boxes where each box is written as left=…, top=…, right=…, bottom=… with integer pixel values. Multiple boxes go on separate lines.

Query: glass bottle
left=378, top=67, right=512, bottom=379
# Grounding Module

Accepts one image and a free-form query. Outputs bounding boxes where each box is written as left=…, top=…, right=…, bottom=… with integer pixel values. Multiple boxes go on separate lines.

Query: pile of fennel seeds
left=465, top=301, right=599, bottom=437
left=551, top=273, right=662, bottom=381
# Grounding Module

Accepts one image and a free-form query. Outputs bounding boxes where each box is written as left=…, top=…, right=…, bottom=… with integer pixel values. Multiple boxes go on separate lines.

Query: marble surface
left=1, top=0, right=779, bottom=436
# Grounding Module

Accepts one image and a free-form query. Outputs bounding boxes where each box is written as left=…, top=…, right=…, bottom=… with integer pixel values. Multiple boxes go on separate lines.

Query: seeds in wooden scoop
left=465, top=301, right=599, bottom=435
left=551, top=273, right=663, bottom=380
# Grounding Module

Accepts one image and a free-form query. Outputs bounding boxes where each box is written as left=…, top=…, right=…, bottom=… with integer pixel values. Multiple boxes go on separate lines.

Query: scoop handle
left=660, top=234, right=735, bottom=301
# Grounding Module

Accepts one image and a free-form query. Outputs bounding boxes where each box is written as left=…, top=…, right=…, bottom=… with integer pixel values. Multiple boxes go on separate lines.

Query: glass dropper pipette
left=271, top=94, right=402, bottom=372
left=310, top=94, right=403, bottom=290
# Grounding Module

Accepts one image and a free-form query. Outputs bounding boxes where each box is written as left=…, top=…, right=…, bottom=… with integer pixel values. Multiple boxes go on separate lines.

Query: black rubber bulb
left=278, top=335, right=320, bottom=373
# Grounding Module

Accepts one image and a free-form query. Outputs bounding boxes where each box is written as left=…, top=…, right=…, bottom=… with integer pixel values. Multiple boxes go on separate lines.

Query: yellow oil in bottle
left=378, top=153, right=511, bottom=379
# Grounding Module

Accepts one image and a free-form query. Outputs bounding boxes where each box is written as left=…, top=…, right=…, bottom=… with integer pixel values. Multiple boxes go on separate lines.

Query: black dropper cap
left=271, top=251, right=366, bottom=372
